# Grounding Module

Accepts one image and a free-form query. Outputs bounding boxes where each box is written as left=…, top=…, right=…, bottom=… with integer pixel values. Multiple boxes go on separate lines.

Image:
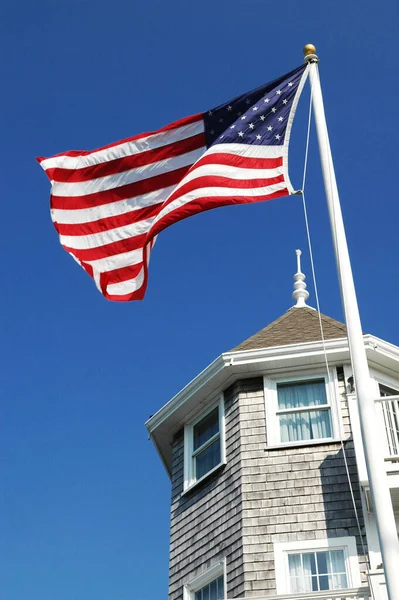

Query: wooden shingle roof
left=232, top=306, right=347, bottom=351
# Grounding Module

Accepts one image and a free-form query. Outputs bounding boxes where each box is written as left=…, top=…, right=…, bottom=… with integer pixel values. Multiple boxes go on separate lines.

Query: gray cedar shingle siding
left=169, top=380, right=252, bottom=600
left=168, top=374, right=367, bottom=599
left=239, top=374, right=367, bottom=596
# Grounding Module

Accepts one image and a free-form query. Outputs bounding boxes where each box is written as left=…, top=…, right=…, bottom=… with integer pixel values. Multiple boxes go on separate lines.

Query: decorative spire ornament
left=292, top=249, right=309, bottom=307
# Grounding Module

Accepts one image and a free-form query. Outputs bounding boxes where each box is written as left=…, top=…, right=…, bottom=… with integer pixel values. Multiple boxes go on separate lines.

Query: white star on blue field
left=204, top=65, right=306, bottom=147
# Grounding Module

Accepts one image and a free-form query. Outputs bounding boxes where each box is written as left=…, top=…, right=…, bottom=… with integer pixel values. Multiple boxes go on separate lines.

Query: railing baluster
left=381, top=401, right=392, bottom=456
left=393, top=400, right=399, bottom=456
left=387, top=402, right=395, bottom=454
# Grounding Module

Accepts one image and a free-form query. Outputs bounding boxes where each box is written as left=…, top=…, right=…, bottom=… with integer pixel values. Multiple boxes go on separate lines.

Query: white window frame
left=369, top=367, right=399, bottom=399
left=274, top=537, right=361, bottom=595
left=183, top=559, right=226, bottom=600
left=264, top=370, right=341, bottom=448
left=183, top=396, right=226, bottom=493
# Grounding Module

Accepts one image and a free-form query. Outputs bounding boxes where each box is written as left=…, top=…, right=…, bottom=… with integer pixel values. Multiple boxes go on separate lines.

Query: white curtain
left=278, top=381, right=331, bottom=442
left=328, top=550, right=347, bottom=590
left=280, top=410, right=331, bottom=442
left=288, top=553, right=314, bottom=592
left=278, top=381, right=327, bottom=409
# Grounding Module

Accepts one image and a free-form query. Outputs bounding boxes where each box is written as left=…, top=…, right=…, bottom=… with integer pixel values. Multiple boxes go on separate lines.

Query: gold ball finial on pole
left=303, top=44, right=318, bottom=63
left=303, top=44, right=316, bottom=56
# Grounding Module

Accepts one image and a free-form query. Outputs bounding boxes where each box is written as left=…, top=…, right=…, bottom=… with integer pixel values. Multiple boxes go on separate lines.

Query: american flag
left=38, top=64, right=308, bottom=301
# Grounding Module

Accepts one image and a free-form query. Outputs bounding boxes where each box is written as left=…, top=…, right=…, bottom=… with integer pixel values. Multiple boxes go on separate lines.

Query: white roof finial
left=292, top=249, right=309, bottom=308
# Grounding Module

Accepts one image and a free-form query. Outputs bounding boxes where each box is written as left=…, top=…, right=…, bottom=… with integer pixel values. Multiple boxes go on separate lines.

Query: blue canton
left=203, top=64, right=306, bottom=148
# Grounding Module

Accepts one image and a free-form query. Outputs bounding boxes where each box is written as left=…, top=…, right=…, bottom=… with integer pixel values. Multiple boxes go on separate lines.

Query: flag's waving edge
left=38, top=63, right=309, bottom=302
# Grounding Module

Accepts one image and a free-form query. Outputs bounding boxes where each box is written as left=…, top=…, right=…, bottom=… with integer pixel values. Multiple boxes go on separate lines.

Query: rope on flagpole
left=299, top=84, right=374, bottom=597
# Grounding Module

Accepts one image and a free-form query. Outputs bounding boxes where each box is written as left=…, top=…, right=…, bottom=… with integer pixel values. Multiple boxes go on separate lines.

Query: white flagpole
left=304, top=44, right=399, bottom=600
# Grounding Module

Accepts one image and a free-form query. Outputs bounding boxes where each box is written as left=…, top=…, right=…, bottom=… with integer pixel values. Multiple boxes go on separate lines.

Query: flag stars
left=282, top=99, right=288, bottom=104
left=252, top=106, right=258, bottom=111
left=276, top=90, right=282, bottom=95
left=227, top=105, right=233, bottom=111
left=256, top=135, right=262, bottom=140
left=267, top=126, right=273, bottom=131
left=245, top=98, right=251, bottom=105
left=230, top=124, right=236, bottom=129
left=219, top=118, right=224, bottom=123
left=288, top=82, right=293, bottom=87
left=249, top=123, right=254, bottom=129
left=241, top=115, right=247, bottom=120
left=260, top=115, right=266, bottom=121
left=278, top=116, right=284, bottom=122
left=275, top=134, right=281, bottom=140
left=208, top=110, right=213, bottom=115
left=238, top=131, right=244, bottom=137
left=271, top=107, right=277, bottom=113
left=264, top=98, right=270, bottom=103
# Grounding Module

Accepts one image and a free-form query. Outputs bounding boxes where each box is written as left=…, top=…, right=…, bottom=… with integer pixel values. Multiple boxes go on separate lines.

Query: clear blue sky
left=1, top=2, right=398, bottom=599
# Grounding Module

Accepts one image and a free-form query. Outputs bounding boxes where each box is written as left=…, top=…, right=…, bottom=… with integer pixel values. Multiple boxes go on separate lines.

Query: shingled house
left=146, top=256, right=398, bottom=600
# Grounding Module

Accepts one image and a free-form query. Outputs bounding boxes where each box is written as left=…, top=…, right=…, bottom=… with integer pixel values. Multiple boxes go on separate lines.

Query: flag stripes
left=38, top=64, right=308, bottom=301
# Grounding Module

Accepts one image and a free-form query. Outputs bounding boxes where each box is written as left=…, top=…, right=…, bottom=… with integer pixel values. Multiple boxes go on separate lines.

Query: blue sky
left=1, top=1, right=398, bottom=599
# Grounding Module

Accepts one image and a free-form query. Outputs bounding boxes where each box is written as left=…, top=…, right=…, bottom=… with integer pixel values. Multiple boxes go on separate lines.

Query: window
left=288, top=549, right=347, bottom=592
left=184, top=397, right=226, bottom=491
left=194, top=575, right=224, bottom=600
left=277, top=379, right=332, bottom=442
left=265, top=374, right=338, bottom=446
left=274, top=537, right=361, bottom=595
left=184, top=561, right=226, bottom=600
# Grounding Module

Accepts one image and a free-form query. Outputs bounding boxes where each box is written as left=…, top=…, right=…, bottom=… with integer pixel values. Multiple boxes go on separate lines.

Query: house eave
left=146, top=334, right=399, bottom=477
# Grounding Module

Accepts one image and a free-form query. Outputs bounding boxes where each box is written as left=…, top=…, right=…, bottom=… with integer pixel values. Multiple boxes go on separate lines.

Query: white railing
left=228, top=586, right=371, bottom=600
left=375, top=396, right=399, bottom=459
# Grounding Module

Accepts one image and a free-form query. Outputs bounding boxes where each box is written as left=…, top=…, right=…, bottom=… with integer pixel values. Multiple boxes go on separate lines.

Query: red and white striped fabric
left=38, top=64, right=308, bottom=301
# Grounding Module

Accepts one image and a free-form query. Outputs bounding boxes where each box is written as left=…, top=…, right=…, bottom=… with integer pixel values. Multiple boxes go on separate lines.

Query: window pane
left=290, top=577, right=309, bottom=593
left=195, top=438, right=221, bottom=479
left=279, top=409, right=331, bottom=442
left=277, top=380, right=327, bottom=409
left=319, top=575, right=329, bottom=591
left=210, top=579, right=218, bottom=600
left=379, top=384, right=399, bottom=397
left=316, top=551, right=328, bottom=574
left=216, top=576, right=224, bottom=600
left=311, top=575, right=319, bottom=591
left=328, top=550, right=346, bottom=574
left=194, top=407, right=219, bottom=450
left=302, top=552, right=316, bottom=575
left=196, top=576, right=224, bottom=600
left=332, top=573, right=348, bottom=589
left=288, top=554, right=302, bottom=577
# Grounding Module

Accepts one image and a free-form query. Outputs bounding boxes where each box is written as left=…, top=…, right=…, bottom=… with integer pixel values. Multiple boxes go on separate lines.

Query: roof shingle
left=232, top=306, right=347, bottom=352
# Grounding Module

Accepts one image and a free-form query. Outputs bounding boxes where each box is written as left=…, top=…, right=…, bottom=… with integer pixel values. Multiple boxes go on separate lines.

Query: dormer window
left=184, top=397, right=226, bottom=491
left=265, top=373, right=339, bottom=447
